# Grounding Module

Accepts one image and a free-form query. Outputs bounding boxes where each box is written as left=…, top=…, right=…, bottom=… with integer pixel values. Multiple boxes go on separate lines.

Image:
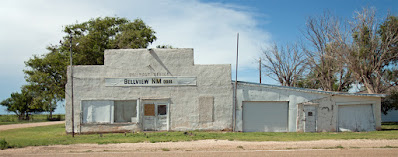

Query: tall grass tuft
left=0, top=139, right=9, bottom=150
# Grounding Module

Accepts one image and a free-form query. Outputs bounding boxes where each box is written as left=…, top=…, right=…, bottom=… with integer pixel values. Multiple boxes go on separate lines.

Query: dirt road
left=1, top=148, right=397, bottom=157
left=0, top=121, right=64, bottom=131
left=1, top=139, right=398, bottom=157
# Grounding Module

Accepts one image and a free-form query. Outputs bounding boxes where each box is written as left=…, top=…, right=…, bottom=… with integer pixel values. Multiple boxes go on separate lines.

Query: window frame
left=81, top=99, right=138, bottom=124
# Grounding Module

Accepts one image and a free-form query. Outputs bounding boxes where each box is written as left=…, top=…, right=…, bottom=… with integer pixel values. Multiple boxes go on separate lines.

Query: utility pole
left=259, top=58, right=261, bottom=84
left=70, top=33, right=74, bottom=138
left=233, top=33, right=239, bottom=132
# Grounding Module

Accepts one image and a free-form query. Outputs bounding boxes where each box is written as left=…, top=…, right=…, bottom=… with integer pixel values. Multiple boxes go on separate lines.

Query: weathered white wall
left=235, top=83, right=325, bottom=132
left=296, top=96, right=381, bottom=132
left=333, top=96, right=381, bottom=131
left=65, top=48, right=382, bottom=133
left=65, top=49, right=233, bottom=133
left=235, top=82, right=382, bottom=132
left=382, top=110, right=398, bottom=122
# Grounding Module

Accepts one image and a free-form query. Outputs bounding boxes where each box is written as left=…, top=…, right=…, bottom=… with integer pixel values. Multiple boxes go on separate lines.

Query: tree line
left=261, top=8, right=398, bottom=114
left=1, top=17, right=157, bottom=120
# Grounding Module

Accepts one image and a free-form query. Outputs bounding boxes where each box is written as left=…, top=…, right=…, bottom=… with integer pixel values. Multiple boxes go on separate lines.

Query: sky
left=0, top=0, right=397, bottom=114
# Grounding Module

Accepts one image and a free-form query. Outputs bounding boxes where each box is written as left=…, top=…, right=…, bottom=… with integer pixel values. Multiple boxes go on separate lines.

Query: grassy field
left=0, top=114, right=65, bottom=125
left=0, top=122, right=398, bottom=149
left=381, top=122, right=398, bottom=130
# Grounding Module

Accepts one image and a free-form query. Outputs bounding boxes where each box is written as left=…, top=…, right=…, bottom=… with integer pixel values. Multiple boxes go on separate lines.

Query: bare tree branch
left=261, top=43, right=307, bottom=87
left=302, top=11, right=353, bottom=91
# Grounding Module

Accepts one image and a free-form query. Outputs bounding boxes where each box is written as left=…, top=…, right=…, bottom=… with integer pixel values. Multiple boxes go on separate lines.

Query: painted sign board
left=105, top=77, right=197, bottom=86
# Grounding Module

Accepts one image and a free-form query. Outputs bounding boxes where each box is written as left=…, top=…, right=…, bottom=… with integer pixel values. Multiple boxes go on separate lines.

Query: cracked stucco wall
left=235, top=83, right=382, bottom=132
left=65, top=48, right=233, bottom=133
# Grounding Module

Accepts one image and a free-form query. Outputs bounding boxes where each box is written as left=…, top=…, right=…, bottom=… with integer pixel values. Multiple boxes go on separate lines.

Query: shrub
left=0, top=139, right=8, bottom=150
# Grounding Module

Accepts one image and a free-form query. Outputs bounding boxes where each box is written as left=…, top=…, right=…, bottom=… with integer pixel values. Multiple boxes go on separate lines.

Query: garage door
left=242, top=101, right=288, bottom=132
left=338, top=104, right=375, bottom=132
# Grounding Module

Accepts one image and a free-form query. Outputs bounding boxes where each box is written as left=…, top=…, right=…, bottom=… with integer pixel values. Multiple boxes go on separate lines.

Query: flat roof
left=236, top=81, right=386, bottom=98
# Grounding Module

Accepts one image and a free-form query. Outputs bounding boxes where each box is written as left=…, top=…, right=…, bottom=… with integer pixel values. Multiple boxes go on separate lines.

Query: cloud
left=138, top=0, right=271, bottom=69
left=1, top=0, right=270, bottom=66
left=0, top=0, right=113, bottom=64
left=0, top=0, right=272, bottom=114
left=0, top=0, right=270, bottom=100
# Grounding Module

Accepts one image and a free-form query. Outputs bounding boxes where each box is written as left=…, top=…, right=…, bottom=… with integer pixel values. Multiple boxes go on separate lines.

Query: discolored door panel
left=143, top=104, right=156, bottom=131
left=338, top=104, right=375, bottom=132
left=304, top=105, right=317, bottom=132
left=156, top=104, right=168, bottom=131
left=142, top=102, right=168, bottom=131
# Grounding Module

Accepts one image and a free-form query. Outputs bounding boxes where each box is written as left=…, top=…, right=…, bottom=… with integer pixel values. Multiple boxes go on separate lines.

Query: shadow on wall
left=148, top=49, right=173, bottom=76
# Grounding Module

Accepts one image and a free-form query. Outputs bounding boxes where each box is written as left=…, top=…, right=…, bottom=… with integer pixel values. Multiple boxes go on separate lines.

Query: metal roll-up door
left=338, top=104, right=375, bottom=132
left=242, top=101, right=288, bottom=132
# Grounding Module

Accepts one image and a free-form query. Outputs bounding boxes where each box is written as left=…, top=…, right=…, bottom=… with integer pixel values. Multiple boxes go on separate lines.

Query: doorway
left=303, top=105, right=317, bottom=132
left=143, top=101, right=169, bottom=131
left=338, top=104, right=375, bottom=132
left=242, top=101, right=289, bottom=132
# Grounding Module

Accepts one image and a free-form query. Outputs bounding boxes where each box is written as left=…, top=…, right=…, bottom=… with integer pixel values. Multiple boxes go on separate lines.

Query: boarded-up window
left=82, top=100, right=113, bottom=123
left=158, top=105, right=167, bottom=115
left=199, top=96, right=214, bottom=122
left=144, top=104, right=155, bottom=116
left=114, top=100, right=137, bottom=123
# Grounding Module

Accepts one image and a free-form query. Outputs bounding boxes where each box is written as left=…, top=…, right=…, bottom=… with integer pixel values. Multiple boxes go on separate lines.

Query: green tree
left=23, top=17, right=157, bottom=117
left=382, top=90, right=398, bottom=115
left=0, top=86, right=41, bottom=120
left=343, top=9, right=398, bottom=94
left=63, top=17, right=157, bottom=65
left=346, top=9, right=398, bottom=113
left=297, top=8, right=396, bottom=93
left=296, top=71, right=321, bottom=90
left=24, top=47, right=68, bottom=118
left=156, top=45, right=173, bottom=49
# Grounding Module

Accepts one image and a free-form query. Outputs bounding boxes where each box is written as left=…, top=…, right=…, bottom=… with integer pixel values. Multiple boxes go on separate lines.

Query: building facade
left=65, top=48, right=384, bottom=133
left=235, top=82, right=383, bottom=132
left=65, top=48, right=233, bottom=133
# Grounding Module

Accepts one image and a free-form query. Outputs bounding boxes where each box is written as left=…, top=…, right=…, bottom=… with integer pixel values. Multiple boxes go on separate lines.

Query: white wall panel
left=382, top=110, right=398, bottom=122
left=338, top=104, right=375, bottom=132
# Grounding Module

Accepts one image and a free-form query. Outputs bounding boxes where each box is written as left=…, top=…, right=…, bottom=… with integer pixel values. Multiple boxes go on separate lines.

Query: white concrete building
left=235, top=82, right=384, bottom=132
left=65, top=48, right=384, bottom=133
left=382, top=110, right=398, bottom=122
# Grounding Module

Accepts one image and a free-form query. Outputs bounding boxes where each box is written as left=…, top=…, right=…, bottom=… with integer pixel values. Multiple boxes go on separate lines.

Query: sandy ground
left=1, top=139, right=398, bottom=157
left=2, top=148, right=396, bottom=157
left=0, top=121, right=64, bottom=131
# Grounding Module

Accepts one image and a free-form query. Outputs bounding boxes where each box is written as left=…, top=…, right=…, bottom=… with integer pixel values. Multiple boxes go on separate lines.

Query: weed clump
left=0, top=139, right=9, bottom=150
